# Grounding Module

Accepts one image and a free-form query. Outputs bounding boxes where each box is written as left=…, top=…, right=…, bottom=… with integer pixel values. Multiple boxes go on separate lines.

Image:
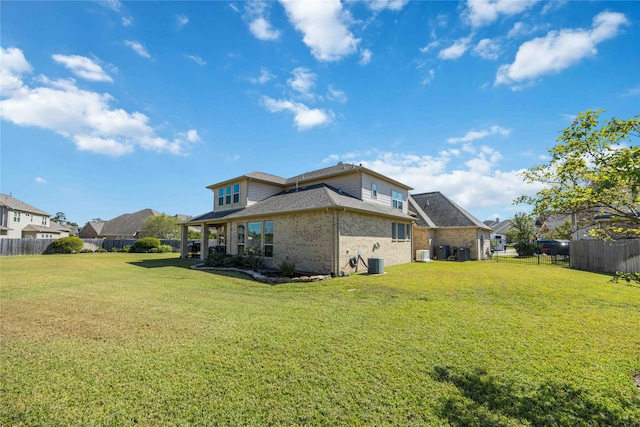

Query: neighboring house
left=484, top=217, right=513, bottom=243
left=409, top=192, right=492, bottom=260
left=180, top=163, right=415, bottom=276
left=0, top=194, right=70, bottom=239
left=79, top=208, right=160, bottom=239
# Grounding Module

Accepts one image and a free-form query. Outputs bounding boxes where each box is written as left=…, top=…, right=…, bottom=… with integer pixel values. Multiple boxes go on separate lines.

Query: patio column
left=180, top=224, right=188, bottom=259
left=200, top=224, right=209, bottom=261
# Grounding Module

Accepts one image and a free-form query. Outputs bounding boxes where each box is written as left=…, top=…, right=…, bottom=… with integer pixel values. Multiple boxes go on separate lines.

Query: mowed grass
left=1, top=254, right=639, bottom=426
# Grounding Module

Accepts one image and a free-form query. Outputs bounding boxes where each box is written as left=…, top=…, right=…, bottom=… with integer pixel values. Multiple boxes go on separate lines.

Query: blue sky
left=1, top=0, right=638, bottom=226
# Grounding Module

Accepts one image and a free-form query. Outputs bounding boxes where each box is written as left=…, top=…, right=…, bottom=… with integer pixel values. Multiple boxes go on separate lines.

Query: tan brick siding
left=416, top=227, right=491, bottom=260
left=338, top=211, right=412, bottom=275
left=228, top=210, right=413, bottom=275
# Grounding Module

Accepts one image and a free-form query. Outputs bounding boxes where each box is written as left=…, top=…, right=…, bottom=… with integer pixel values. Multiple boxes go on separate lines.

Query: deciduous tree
left=139, top=214, right=179, bottom=239
left=516, top=110, right=640, bottom=240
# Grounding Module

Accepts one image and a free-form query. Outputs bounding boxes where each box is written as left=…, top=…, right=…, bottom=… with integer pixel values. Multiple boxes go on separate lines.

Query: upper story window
left=371, top=183, right=377, bottom=199
left=13, top=211, right=20, bottom=223
left=392, top=191, right=403, bottom=210
left=233, top=184, right=240, bottom=203
left=219, top=183, right=241, bottom=207
left=42, top=217, right=47, bottom=226
left=225, top=185, right=232, bottom=205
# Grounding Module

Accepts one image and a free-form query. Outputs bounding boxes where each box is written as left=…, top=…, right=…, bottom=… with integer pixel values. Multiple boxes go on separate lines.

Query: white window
left=371, top=183, right=377, bottom=199
left=246, top=220, right=274, bottom=257
left=392, top=191, right=403, bottom=210
left=42, top=217, right=47, bottom=226
left=233, top=183, right=240, bottom=203
left=218, top=188, right=224, bottom=206
left=237, top=224, right=245, bottom=255
left=391, top=223, right=411, bottom=242
left=13, top=211, right=20, bottom=223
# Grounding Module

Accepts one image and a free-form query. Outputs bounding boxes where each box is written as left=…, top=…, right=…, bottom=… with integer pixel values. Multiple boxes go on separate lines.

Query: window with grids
left=392, top=191, right=403, bottom=210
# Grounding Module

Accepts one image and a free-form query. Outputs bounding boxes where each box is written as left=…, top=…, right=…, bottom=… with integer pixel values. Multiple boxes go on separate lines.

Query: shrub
left=279, top=258, right=296, bottom=277
left=135, top=238, right=161, bottom=252
left=158, top=245, right=173, bottom=253
left=96, top=248, right=108, bottom=253
left=514, top=242, right=538, bottom=257
left=80, top=249, right=94, bottom=253
left=50, top=237, right=84, bottom=254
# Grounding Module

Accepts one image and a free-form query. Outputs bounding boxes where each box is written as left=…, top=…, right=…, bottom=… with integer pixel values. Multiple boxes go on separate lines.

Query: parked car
left=536, top=239, right=569, bottom=256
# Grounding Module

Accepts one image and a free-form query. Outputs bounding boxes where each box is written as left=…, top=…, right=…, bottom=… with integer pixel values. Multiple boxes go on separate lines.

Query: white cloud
left=496, top=12, right=629, bottom=89
left=421, top=69, right=435, bottom=86
left=176, top=14, right=189, bottom=30
left=35, top=177, right=47, bottom=184
left=185, top=54, right=206, bottom=66
left=368, top=0, right=408, bottom=12
left=52, top=54, right=113, bottom=82
left=447, top=125, right=510, bottom=144
left=327, top=85, right=347, bottom=104
left=323, top=149, right=543, bottom=221
left=287, top=67, right=317, bottom=99
left=245, top=2, right=281, bottom=41
left=464, top=0, right=536, bottom=28
left=0, top=47, right=197, bottom=157
left=102, top=0, right=121, bottom=12
left=262, top=96, right=333, bottom=130
left=249, top=17, right=281, bottom=41
left=249, top=67, right=275, bottom=84
left=124, top=40, right=151, bottom=59
left=122, top=16, right=133, bottom=27
left=1, top=47, right=32, bottom=92
left=420, top=40, right=439, bottom=53
left=621, top=87, right=640, bottom=97
left=473, top=38, right=500, bottom=60
left=280, top=0, right=359, bottom=62
left=439, top=36, right=472, bottom=60
left=507, top=22, right=547, bottom=39
left=359, top=49, right=372, bottom=65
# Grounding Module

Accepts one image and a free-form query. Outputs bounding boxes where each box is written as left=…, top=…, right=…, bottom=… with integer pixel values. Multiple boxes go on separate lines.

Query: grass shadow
left=127, top=257, right=201, bottom=269
left=430, top=366, right=638, bottom=426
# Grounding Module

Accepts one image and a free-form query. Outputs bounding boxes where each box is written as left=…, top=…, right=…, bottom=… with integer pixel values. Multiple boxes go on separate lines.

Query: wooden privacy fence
left=570, top=240, right=640, bottom=274
left=0, top=239, right=182, bottom=256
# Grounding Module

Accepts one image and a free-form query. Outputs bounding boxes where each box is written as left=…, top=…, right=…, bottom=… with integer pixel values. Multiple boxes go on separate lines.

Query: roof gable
left=410, top=192, right=490, bottom=229
left=0, top=194, right=50, bottom=217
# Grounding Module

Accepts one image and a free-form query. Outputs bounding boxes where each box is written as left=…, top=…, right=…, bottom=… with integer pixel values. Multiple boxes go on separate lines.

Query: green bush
left=80, top=248, right=94, bottom=253
left=135, top=238, right=161, bottom=252
left=205, top=252, right=265, bottom=270
left=279, top=258, right=296, bottom=277
left=514, top=242, right=538, bottom=257
left=158, top=245, right=173, bottom=253
left=96, top=248, right=108, bottom=253
left=50, top=237, right=84, bottom=254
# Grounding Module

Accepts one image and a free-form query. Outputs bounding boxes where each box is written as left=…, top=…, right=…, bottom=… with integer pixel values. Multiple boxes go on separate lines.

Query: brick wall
left=228, top=210, right=413, bottom=275
left=338, top=211, right=412, bottom=275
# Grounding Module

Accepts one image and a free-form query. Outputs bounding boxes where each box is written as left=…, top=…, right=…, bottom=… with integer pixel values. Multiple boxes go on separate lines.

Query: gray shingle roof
left=225, top=184, right=413, bottom=221
left=99, top=208, right=160, bottom=237
left=182, top=208, right=245, bottom=224
left=0, top=194, right=50, bottom=216
left=410, top=192, right=490, bottom=229
left=22, top=223, right=69, bottom=233
left=206, top=163, right=413, bottom=191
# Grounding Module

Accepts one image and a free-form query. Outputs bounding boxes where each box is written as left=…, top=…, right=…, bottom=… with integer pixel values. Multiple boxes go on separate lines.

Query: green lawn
left=1, top=253, right=639, bottom=426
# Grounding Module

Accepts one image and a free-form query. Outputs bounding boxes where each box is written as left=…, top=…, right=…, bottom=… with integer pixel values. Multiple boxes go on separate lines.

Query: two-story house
left=180, top=163, right=415, bottom=276
left=0, top=194, right=70, bottom=239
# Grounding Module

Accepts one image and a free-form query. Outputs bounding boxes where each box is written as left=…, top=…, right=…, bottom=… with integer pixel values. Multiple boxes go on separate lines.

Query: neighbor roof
left=99, top=208, right=160, bottom=237
left=410, top=192, right=491, bottom=229
left=0, top=194, right=50, bottom=217
left=225, top=184, right=413, bottom=221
